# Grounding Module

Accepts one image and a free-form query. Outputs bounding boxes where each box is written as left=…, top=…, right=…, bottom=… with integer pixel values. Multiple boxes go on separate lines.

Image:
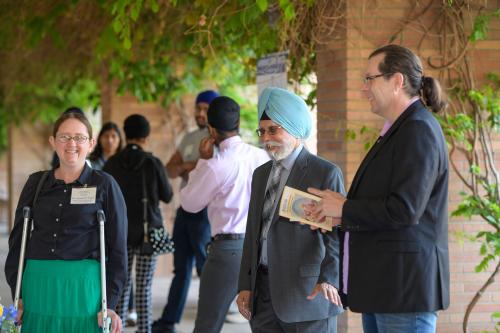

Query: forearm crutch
left=97, top=209, right=111, bottom=333
left=14, top=206, right=31, bottom=312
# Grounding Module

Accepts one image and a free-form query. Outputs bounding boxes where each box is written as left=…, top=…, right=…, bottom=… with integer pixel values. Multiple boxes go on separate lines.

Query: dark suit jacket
left=239, top=148, right=345, bottom=323
left=341, top=100, right=450, bottom=313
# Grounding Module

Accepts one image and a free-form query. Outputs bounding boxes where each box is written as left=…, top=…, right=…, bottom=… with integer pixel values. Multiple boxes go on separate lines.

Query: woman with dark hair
left=89, top=121, right=123, bottom=170
left=5, top=111, right=127, bottom=332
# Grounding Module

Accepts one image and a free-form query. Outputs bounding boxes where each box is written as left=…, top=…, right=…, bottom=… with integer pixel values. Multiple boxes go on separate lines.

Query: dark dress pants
left=250, top=268, right=337, bottom=333
left=193, top=238, right=246, bottom=333
left=158, top=207, right=211, bottom=324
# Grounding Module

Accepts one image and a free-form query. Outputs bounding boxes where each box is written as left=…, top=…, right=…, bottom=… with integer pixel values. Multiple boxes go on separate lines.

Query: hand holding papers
left=279, top=186, right=334, bottom=231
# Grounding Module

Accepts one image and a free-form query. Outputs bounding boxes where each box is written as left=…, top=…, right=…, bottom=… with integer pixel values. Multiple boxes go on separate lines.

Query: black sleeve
left=103, top=175, right=128, bottom=310
left=342, top=120, right=439, bottom=231
left=4, top=173, right=40, bottom=301
left=154, top=157, right=173, bottom=204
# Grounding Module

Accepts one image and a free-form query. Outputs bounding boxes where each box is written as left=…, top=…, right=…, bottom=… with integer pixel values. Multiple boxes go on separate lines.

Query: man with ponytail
left=305, top=44, right=450, bottom=333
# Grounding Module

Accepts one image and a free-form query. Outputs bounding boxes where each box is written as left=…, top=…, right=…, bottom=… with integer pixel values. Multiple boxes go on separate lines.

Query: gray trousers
left=193, top=238, right=247, bottom=333
left=250, top=269, right=337, bottom=333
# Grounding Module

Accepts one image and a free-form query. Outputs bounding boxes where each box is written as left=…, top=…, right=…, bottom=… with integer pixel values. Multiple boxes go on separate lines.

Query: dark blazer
left=239, top=148, right=345, bottom=323
left=341, top=100, right=450, bottom=313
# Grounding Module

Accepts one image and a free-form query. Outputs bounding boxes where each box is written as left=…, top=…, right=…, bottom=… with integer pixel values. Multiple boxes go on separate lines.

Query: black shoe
left=152, top=320, right=176, bottom=333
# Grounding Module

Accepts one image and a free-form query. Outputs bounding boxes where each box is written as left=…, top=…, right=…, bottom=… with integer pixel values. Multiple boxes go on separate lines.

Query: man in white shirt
left=180, top=96, right=269, bottom=333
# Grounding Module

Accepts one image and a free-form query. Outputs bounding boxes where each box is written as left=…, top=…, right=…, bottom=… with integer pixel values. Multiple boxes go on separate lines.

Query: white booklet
left=279, top=186, right=333, bottom=231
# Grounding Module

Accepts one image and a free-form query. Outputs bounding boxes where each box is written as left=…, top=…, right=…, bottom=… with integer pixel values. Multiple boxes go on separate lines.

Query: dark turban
left=207, top=96, right=240, bottom=131
left=196, top=90, right=219, bottom=105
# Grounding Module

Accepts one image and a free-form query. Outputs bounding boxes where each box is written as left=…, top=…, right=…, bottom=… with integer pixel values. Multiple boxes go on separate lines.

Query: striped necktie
left=262, top=162, right=284, bottom=222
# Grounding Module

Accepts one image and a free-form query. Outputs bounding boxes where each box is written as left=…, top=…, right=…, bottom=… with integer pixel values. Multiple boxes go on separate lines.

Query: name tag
left=71, top=187, right=97, bottom=204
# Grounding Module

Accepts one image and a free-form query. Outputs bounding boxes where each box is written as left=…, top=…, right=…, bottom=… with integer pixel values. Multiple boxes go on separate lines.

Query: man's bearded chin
left=196, top=121, right=207, bottom=129
left=262, top=140, right=295, bottom=161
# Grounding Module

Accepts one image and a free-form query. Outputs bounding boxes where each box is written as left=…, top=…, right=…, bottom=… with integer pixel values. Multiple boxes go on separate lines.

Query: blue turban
left=196, top=90, right=219, bottom=105
left=258, top=87, right=311, bottom=139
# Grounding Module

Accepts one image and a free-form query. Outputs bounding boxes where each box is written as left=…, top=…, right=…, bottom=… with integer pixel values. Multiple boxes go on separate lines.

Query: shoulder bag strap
left=30, top=170, right=49, bottom=237
left=32, top=171, right=49, bottom=208
left=142, top=165, right=149, bottom=243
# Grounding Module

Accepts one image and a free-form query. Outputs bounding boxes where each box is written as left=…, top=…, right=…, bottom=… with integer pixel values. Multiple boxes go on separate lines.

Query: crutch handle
left=97, top=210, right=106, bottom=223
left=23, top=206, right=30, bottom=219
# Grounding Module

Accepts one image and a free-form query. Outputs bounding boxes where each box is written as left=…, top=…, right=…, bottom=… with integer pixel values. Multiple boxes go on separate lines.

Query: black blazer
left=341, top=100, right=450, bottom=313
left=239, top=148, right=345, bottom=323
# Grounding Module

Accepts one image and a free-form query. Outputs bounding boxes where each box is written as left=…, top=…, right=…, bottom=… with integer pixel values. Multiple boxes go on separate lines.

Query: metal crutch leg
left=97, top=209, right=111, bottom=333
left=13, top=207, right=31, bottom=331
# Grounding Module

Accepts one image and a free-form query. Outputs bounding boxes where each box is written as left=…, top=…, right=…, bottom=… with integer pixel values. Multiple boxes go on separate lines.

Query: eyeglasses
left=363, top=73, right=394, bottom=85
left=255, top=125, right=282, bottom=137
left=56, top=134, right=89, bottom=144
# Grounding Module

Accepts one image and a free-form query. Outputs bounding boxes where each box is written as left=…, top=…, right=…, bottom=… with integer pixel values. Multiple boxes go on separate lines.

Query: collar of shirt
left=218, top=135, right=242, bottom=152
left=278, top=144, right=303, bottom=171
left=380, top=96, right=420, bottom=137
left=126, top=143, right=143, bottom=151
left=47, top=162, right=93, bottom=187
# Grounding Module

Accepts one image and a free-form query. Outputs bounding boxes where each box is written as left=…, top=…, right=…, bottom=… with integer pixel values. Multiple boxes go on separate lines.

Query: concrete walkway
left=0, top=229, right=251, bottom=333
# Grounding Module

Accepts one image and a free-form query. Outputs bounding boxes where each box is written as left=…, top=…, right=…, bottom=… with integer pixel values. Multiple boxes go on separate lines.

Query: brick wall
left=316, top=0, right=500, bottom=332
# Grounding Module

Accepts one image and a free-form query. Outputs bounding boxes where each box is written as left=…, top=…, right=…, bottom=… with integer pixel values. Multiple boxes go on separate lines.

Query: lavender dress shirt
left=180, top=136, right=270, bottom=236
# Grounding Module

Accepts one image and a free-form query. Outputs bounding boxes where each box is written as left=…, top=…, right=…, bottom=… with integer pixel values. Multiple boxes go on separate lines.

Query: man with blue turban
left=237, top=87, right=344, bottom=332
left=153, top=90, right=218, bottom=333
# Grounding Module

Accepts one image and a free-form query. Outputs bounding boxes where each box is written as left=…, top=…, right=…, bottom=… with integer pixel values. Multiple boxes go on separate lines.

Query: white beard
left=262, top=138, right=296, bottom=161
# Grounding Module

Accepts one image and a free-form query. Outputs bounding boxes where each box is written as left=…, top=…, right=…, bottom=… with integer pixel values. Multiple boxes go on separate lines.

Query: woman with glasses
left=5, top=111, right=128, bottom=333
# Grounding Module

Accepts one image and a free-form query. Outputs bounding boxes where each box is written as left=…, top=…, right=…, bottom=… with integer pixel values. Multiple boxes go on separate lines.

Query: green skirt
left=21, top=259, right=102, bottom=333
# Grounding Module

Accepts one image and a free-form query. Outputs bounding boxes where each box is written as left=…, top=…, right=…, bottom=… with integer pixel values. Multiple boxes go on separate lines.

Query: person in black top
left=89, top=121, right=139, bottom=326
left=5, top=111, right=127, bottom=333
left=89, top=121, right=123, bottom=170
left=104, top=114, right=173, bottom=333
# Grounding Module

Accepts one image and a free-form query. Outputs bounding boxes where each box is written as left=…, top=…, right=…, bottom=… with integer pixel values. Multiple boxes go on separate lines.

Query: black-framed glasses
left=255, top=125, right=282, bottom=137
left=363, top=73, right=394, bottom=85
left=56, top=134, right=89, bottom=144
